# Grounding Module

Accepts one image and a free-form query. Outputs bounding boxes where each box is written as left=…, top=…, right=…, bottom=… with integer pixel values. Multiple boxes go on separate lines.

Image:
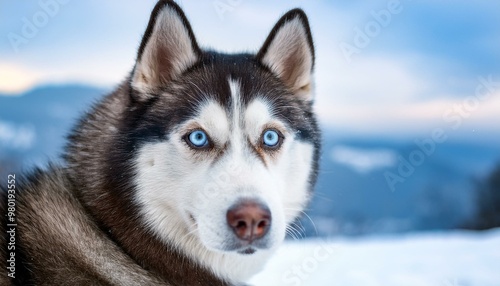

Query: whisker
left=285, top=227, right=299, bottom=240
left=292, top=223, right=304, bottom=239
left=299, top=210, right=318, bottom=236
left=286, top=224, right=304, bottom=240
left=179, top=223, right=199, bottom=242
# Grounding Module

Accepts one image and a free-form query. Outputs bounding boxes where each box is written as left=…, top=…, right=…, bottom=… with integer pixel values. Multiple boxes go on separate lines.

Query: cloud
left=0, top=63, right=41, bottom=94
left=0, top=120, right=36, bottom=150
left=317, top=73, right=500, bottom=141
left=330, top=145, right=397, bottom=174
left=316, top=56, right=429, bottom=105
left=0, top=1, right=498, bottom=143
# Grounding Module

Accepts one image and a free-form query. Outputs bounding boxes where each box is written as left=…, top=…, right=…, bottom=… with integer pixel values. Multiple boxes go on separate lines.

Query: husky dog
left=1, top=0, right=320, bottom=285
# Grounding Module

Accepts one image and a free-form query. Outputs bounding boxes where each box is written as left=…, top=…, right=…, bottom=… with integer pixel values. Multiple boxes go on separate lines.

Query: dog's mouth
left=223, top=237, right=272, bottom=254
left=237, top=247, right=257, bottom=255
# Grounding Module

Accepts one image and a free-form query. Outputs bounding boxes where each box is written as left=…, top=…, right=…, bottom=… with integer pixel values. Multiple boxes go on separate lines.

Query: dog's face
left=129, top=2, right=319, bottom=259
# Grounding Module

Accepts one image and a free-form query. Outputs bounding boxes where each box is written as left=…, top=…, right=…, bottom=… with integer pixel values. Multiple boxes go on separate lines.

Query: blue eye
left=187, top=130, right=209, bottom=148
left=262, top=129, right=281, bottom=148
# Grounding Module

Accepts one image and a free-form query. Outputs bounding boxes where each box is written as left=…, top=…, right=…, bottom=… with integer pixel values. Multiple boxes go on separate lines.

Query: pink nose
left=226, top=200, right=271, bottom=242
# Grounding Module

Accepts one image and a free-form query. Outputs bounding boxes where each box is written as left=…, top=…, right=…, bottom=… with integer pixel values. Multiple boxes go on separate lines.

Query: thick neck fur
left=65, top=81, right=267, bottom=285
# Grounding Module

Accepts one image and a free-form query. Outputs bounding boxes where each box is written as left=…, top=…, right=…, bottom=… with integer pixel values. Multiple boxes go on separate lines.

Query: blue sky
left=1, top=0, right=499, bottom=143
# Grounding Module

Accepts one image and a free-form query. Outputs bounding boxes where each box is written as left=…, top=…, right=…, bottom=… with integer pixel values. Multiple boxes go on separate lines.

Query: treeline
left=468, top=164, right=500, bottom=230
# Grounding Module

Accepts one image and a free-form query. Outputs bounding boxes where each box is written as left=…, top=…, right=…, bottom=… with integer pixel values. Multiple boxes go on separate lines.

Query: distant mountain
left=300, top=136, right=500, bottom=236
left=0, top=84, right=107, bottom=167
left=1, top=84, right=499, bottom=237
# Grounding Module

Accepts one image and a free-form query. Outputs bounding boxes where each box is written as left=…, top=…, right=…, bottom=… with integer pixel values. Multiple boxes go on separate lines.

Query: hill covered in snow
left=250, top=229, right=500, bottom=286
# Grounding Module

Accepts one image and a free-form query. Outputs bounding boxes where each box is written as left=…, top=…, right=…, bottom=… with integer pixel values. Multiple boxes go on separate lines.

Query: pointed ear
left=257, top=9, right=315, bottom=100
left=131, top=1, right=201, bottom=98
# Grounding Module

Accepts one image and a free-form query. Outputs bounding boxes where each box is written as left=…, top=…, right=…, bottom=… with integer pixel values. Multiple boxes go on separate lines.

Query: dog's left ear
left=132, top=1, right=201, bottom=98
left=257, top=9, right=315, bottom=100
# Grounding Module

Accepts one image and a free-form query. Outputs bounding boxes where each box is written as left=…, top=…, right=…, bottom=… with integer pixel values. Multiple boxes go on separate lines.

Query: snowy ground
left=249, top=229, right=500, bottom=286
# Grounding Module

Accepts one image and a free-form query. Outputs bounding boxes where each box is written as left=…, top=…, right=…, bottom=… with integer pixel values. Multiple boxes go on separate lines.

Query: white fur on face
left=134, top=80, right=314, bottom=283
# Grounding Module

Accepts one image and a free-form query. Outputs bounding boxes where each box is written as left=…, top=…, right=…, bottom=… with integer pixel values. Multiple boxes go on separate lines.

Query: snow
left=249, top=229, right=500, bottom=286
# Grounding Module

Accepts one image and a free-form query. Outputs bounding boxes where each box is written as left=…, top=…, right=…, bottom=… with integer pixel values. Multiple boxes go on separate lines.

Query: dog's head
left=129, top=0, right=319, bottom=264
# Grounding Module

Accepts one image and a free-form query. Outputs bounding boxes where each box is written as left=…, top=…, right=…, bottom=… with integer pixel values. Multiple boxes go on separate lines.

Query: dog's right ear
left=131, top=1, right=201, bottom=99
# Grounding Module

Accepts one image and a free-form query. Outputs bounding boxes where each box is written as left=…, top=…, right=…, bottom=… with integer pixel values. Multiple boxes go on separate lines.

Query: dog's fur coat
left=1, top=1, right=319, bottom=285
